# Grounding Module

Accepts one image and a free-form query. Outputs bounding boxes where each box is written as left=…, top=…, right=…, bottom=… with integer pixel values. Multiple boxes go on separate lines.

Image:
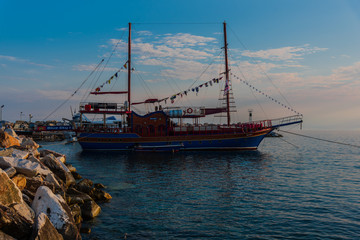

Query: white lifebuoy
left=187, top=108, right=193, bottom=114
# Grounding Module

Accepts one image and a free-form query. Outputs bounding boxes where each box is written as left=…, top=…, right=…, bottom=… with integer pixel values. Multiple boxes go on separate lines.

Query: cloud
left=161, top=33, right=216, bottom=47
left=241, top=44, right=327, bottom=61
left=0, top=55, right=53, bottom=68
left=72, top=64, right=118, bottom=72
left=305, top=61, right=360, bottom=90
left=137, top=30, right=152, bottom=36
left=116, top=27, right=127, bottom=31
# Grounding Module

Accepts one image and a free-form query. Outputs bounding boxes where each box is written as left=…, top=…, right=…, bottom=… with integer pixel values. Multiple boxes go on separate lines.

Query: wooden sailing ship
left=76, top=22, right=303, bottom=151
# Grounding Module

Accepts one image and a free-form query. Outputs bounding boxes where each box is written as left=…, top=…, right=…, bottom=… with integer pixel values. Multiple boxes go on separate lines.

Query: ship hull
left=77, top=128, right=271, bottom=151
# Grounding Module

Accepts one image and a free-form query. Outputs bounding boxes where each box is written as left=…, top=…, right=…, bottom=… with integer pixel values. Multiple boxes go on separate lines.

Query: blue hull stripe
left=78, top=132, right=269, bottom=151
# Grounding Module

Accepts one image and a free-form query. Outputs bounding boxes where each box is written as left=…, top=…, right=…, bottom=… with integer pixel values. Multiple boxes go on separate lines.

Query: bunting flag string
left=156, top=76, right=224, bottom=104
left=229, top=72, right=302, bottom=116
left=93, top=69, right=122, bottom=92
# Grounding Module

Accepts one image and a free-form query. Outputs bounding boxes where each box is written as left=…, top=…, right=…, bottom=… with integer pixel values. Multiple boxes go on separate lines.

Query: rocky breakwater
left=0, top=128, right=112, bottom=240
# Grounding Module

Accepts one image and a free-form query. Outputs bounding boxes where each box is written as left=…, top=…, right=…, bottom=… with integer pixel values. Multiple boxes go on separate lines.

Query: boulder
left=4, top=128, right=18, bottom=138
left=40, top=150, right=66, bottom=163
left=66, top=187, right=92, bottom=205
left=94, top=183, right=106, bottom=189
left=0, top=168, right=23, bottom=205
left=75, top=179, right=111, bottom=202
left=25, top=176, right=55, bottom=194
left=11, top=174, right=27, bottom=191
left=65, top=163, right=76, bottom=172
left=11, top=149, right=29, bottom=159
left=3, top=167, right=16, bottom=178
left=0, top=168, right=34, bottom=225
left=70, top=204, right=82, bottom=225
left=81, top=199, right=101, bottom=219
left=75, top=179, right=94, bottom=194
left=29, top=149, right=41, bottom=159
left=0, top=148, right=14, bottom=157
left=20, top=138, right=39, bottom=150
left=22, top=189, right=35, bottom=200
left=12, top=200, right=35, bottom=224
left=30, top=212, right=64, bottom=240
left=41, top=154, right=75, bottom=187
left=31, top=186, right=81, bottom=240
left=0, top=230, right=16, bottom=240
left=45, top=172, right=64, bottom=192
left=79, top=227, right=91, bottom=234
left=0, top=131, right=20, bottom=148
left=71, top=171, right=82, bottom=180
left=91, top=188, right=112, bottom=202
left=22, top=193, right=32, bottom=206
left=0, top=156, right=52, bottom=178
left=0, top=204, right=32, bottom=240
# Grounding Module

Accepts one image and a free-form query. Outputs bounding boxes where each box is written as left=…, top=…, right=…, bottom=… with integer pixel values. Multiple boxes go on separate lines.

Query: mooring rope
left=278, top=130, right=360, bottom=148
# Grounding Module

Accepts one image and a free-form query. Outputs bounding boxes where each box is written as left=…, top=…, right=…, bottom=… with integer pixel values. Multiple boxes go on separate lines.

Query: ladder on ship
left=215, top=79, right=237, bottom=118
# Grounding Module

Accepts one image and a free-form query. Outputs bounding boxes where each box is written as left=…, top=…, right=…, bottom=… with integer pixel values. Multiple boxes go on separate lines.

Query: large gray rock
left=41, top=154, right=75, bottom=187
left=0, top=156, right=52, bottom=177
left=30, top=212, right=64, bottom=240
left=40, top=150, right=66, bottom=163
left=11, top=149, right=29, bottom=159
left=31, top=186, right=81, bottom=240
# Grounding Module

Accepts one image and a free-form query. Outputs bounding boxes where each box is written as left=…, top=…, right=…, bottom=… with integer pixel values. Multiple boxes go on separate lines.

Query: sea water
left=41, top=130, right=360, bottom=239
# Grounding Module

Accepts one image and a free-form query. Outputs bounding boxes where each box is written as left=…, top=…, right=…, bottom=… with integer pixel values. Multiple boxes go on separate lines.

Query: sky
left=1, top=0, right=360, bottom=130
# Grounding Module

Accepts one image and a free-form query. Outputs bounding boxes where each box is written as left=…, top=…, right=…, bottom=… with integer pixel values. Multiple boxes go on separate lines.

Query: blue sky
left=1, top=0, right=360, bottom=129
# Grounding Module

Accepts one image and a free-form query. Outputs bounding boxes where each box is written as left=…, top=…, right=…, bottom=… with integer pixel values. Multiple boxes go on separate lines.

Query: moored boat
left=75, top=22, right=302, bottom=151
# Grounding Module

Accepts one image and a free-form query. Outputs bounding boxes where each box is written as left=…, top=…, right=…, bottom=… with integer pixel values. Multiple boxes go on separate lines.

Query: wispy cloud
left=241, top=44, right=327, bottom=61
left=72, top=64, right=118, bottom=72
left=161, top=33, right=216, bottom=47
left=0, top=54, right=53, bottom=68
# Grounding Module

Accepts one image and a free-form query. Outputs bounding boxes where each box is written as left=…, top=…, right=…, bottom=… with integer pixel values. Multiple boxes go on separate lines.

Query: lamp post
left=20, top=112, right=23, bottom=121
left=0, top=105, right=4, bottom=122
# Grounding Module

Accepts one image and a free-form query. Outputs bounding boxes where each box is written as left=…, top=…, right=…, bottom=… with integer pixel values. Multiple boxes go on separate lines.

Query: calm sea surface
left=41, top=130, right=360, bottom=240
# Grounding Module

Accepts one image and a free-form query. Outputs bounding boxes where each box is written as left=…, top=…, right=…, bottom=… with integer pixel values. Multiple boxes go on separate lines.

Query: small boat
left=75, top=22, right=302, bottom=151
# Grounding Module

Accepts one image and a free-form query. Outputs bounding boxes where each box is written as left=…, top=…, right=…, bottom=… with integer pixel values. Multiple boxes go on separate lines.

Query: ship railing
left=170, top=120, right=272, bottom=136
left=270, top=115, right=303, bottom=128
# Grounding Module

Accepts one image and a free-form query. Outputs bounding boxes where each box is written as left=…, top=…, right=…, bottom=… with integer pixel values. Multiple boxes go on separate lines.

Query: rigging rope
left=230, top=72, right=302, bottom=116
left=228, top=25, right=294, bottom=110
left=43, top=59, right=104, bottom=121
left=278, top=130, right=360, bottom=148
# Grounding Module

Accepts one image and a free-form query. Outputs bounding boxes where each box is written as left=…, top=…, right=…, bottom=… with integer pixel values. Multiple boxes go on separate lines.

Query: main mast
left=127, top=22, right=131, bottom=111
left=223, top=21, right=231, bottom=126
